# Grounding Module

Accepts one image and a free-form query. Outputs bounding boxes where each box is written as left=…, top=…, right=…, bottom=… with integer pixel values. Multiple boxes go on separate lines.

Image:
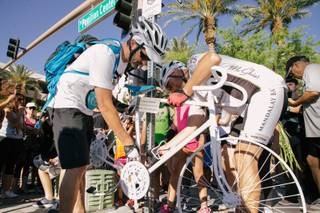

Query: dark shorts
left=50, top=108, right=93, bottom=169
left=306, top=137, right=320, bottom=158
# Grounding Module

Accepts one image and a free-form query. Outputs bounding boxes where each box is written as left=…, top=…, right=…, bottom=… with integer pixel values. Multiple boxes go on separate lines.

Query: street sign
left=141, top=0, right=161, bottom=18
left=136, top=97, right=161, bottom=114
left=78, top=0, right=118, bottom=33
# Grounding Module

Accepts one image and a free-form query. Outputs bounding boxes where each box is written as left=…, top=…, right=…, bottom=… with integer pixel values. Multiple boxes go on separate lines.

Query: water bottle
left=86, top=90, right=97, bottom=110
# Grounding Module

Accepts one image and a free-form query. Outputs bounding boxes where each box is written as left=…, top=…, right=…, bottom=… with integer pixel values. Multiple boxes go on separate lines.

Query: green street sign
left=78, top=0, right=118, bottom=33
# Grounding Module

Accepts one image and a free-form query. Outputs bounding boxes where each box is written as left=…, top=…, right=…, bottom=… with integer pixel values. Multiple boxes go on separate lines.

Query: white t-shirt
left=49, top=43, right=127, bottom=115
left=302, top=64, right=320, bottom=137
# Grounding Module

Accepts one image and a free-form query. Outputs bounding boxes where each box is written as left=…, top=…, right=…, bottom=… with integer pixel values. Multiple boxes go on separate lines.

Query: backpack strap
left=92, top=39, right=122, bottom=80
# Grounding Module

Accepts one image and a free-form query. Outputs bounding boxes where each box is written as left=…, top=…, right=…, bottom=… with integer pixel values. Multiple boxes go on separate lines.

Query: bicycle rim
left=177, top=138, right=306, bottom=213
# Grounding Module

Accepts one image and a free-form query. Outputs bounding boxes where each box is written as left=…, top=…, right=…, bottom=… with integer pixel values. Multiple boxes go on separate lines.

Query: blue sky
left=0, top=0, right=319, bottom=73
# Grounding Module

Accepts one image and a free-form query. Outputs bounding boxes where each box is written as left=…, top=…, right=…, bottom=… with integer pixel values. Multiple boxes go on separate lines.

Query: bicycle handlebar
left=160, top=65, right=248, bottom=109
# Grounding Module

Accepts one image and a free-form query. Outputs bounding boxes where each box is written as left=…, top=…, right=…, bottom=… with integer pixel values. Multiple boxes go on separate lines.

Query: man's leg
left=52, top=108, right=93, bottom=212
left=235, top=141, right=262, bottom=213
left=59, top=166, right=86, bottom=213
left=38, top=169, right=53, bottom=200
left=305, top=138, right=320, bottom=194
left=73, top=171, right=86, bottom=213
left=307, top=155, right=320, bottom=193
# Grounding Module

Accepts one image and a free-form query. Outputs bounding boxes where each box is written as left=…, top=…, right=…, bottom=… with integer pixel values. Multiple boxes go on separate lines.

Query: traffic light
left=6, top=38, right=20, bottom=59
left=113, top=0, right=133, bottom=33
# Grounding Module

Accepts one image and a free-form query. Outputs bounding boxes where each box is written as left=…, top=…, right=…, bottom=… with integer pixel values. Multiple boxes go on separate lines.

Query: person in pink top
left=176, top=104, right=200, bottom=151
left=158, top=61, right=210, bottom=213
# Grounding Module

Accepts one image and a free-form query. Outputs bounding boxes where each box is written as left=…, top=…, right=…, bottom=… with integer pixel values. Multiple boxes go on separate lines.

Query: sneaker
left=159, top=204, right=175, bottom=213
left=115, top=199, right=124, bottom=207
left=49, top=200, right=59, bottom=210
left=197, top=206, right=211, bottom=213
left=32, top=198, right=54, bottom=208
left=126, top=199, right=135, bottom=209
left=310, top=198, right=320, bottom=210
left=47, top=209, right=59, bottom=213
left=4, top=190, right=18, bottom=198
left=14, top=188, right=25, bottom=195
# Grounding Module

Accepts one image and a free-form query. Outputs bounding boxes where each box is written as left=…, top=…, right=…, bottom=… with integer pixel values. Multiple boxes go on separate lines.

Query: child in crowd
left=158, top=61, right=211, bottom=213
left=32, top=111, right=63, bottom=210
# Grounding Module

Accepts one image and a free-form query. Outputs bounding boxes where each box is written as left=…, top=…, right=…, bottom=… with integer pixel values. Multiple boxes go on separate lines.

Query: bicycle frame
left=148, top=96, right=217, bottom=174
left=146, top=79, right=249, bottom=206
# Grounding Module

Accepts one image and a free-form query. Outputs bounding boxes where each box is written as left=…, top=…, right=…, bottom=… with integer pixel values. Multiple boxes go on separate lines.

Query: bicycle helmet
left=160, top=60, right=186, bottom=88
left=131, top=16, right=168, bottom=64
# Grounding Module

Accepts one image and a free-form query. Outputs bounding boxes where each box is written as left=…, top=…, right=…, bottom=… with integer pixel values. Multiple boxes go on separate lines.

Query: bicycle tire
left=176, top=138, right=306, bottom=213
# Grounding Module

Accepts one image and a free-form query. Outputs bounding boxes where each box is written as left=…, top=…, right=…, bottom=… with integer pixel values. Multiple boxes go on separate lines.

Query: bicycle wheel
left=177, top=138, right=306, bottom=213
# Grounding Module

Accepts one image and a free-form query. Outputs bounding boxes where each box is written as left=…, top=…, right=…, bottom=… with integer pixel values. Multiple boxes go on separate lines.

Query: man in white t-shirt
left=286, top=56, right=320, bottom=209
left=168, top=51, right=286, bottom=213
left=49, top=17, right=167, bottom=213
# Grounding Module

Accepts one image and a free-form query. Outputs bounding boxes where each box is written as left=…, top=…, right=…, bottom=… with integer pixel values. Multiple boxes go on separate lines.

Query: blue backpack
left=41, top=35, right=121, bottom=113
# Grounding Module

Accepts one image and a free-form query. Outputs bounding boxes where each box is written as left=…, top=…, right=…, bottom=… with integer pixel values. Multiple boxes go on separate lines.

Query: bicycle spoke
left=181, top=168, right=222, bottom=197
left=247, top=200, right=285, bottom=213
left=239, top=161, right=280, bottom=190
left=241, top=181, right=297, bottom=194
left=251, top=151, right=272, bottom=185
left=233, top=142, right=261, bottom=189
left=249, top=193, right=302, bottom=204
left=259, top=169, right=289, bottom=183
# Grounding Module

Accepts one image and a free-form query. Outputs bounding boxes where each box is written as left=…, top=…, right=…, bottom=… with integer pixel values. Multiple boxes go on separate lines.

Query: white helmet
left=131, top=16, right=168, bottom=64
left=160, top=60, right=186, bottom=88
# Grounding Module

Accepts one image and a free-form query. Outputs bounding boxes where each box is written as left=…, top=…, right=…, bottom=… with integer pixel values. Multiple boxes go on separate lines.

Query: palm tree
left=163, top=0, right=237, bottom=51
left=164, top=37, right=194, bottom=64
left=239, top=0, right=320, bottom=45
left=0, top=64, right=40, bottom=98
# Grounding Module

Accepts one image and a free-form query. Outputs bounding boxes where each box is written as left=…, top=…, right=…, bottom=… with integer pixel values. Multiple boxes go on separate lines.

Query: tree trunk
left=272, top=16, right=284, bottom=46
left=203, top=15, right=216, bottom=52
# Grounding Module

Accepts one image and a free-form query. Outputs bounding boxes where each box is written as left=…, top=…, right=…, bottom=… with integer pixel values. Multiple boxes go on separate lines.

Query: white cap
left=26, top=102, right=36, bottom=108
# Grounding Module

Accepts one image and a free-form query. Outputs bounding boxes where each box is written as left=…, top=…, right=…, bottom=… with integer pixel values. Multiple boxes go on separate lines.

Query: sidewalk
left=1, top=192, right=312, bottom=212
left=0, top=193, right=135, bottom=213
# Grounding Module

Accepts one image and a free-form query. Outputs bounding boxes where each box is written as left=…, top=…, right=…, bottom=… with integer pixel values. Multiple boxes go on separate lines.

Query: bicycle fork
left=207, top=97, right=242, bottom=208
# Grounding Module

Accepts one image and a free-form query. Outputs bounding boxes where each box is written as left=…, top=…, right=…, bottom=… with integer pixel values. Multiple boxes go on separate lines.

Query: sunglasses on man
left=140, top=49, right=150, bottom=61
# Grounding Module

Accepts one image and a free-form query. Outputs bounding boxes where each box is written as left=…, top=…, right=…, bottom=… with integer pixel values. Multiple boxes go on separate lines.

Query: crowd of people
left=0, top=16, right=319, bottom=213
left=0, top=91, right=61, bottom=209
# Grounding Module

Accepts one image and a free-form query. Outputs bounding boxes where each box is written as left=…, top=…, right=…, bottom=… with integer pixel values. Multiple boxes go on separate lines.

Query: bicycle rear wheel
left=177, top=138, right=306, bottom=213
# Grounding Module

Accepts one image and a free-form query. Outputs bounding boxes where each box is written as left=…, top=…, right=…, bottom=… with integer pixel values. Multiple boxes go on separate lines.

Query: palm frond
left=277, top=122, right=301, bottom=171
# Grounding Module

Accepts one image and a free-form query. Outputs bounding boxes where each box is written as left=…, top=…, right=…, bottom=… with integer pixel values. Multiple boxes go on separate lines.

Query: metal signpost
left=78, top=0, right=118, bottom=33
left=138, top=1, right=162, bottom=211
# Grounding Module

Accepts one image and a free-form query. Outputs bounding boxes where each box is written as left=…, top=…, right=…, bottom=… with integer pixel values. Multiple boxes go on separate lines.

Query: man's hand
left=49, top=157, right=60, bottom=166
left=288, top=98, right=296, bottom=107
left=168, top=90, right=190, bottom=107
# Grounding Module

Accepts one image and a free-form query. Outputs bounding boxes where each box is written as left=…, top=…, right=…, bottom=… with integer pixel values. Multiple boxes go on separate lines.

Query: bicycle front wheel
left=176, top=138, right=306, bottom=213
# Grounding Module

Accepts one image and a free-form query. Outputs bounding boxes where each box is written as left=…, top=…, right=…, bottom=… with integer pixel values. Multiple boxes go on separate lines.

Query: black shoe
left=47, top=209, right=59, bottom=213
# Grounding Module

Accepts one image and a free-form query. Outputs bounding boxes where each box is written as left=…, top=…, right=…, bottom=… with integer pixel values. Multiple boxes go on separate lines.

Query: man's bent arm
left=183, top=52, right=221, bottom=96
left=95, top=87, right=134, bottom=146
left=289, top=91, right=319, bottom=107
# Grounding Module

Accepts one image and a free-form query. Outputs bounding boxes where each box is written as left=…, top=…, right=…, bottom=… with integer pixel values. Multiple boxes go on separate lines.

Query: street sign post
left=141, top=0, right=161, bottom=18
left=78, top=0, right=118, bottom=33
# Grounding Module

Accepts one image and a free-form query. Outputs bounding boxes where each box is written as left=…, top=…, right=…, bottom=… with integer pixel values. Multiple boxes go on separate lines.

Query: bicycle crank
left=120, top=161, right=150, bottom=200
